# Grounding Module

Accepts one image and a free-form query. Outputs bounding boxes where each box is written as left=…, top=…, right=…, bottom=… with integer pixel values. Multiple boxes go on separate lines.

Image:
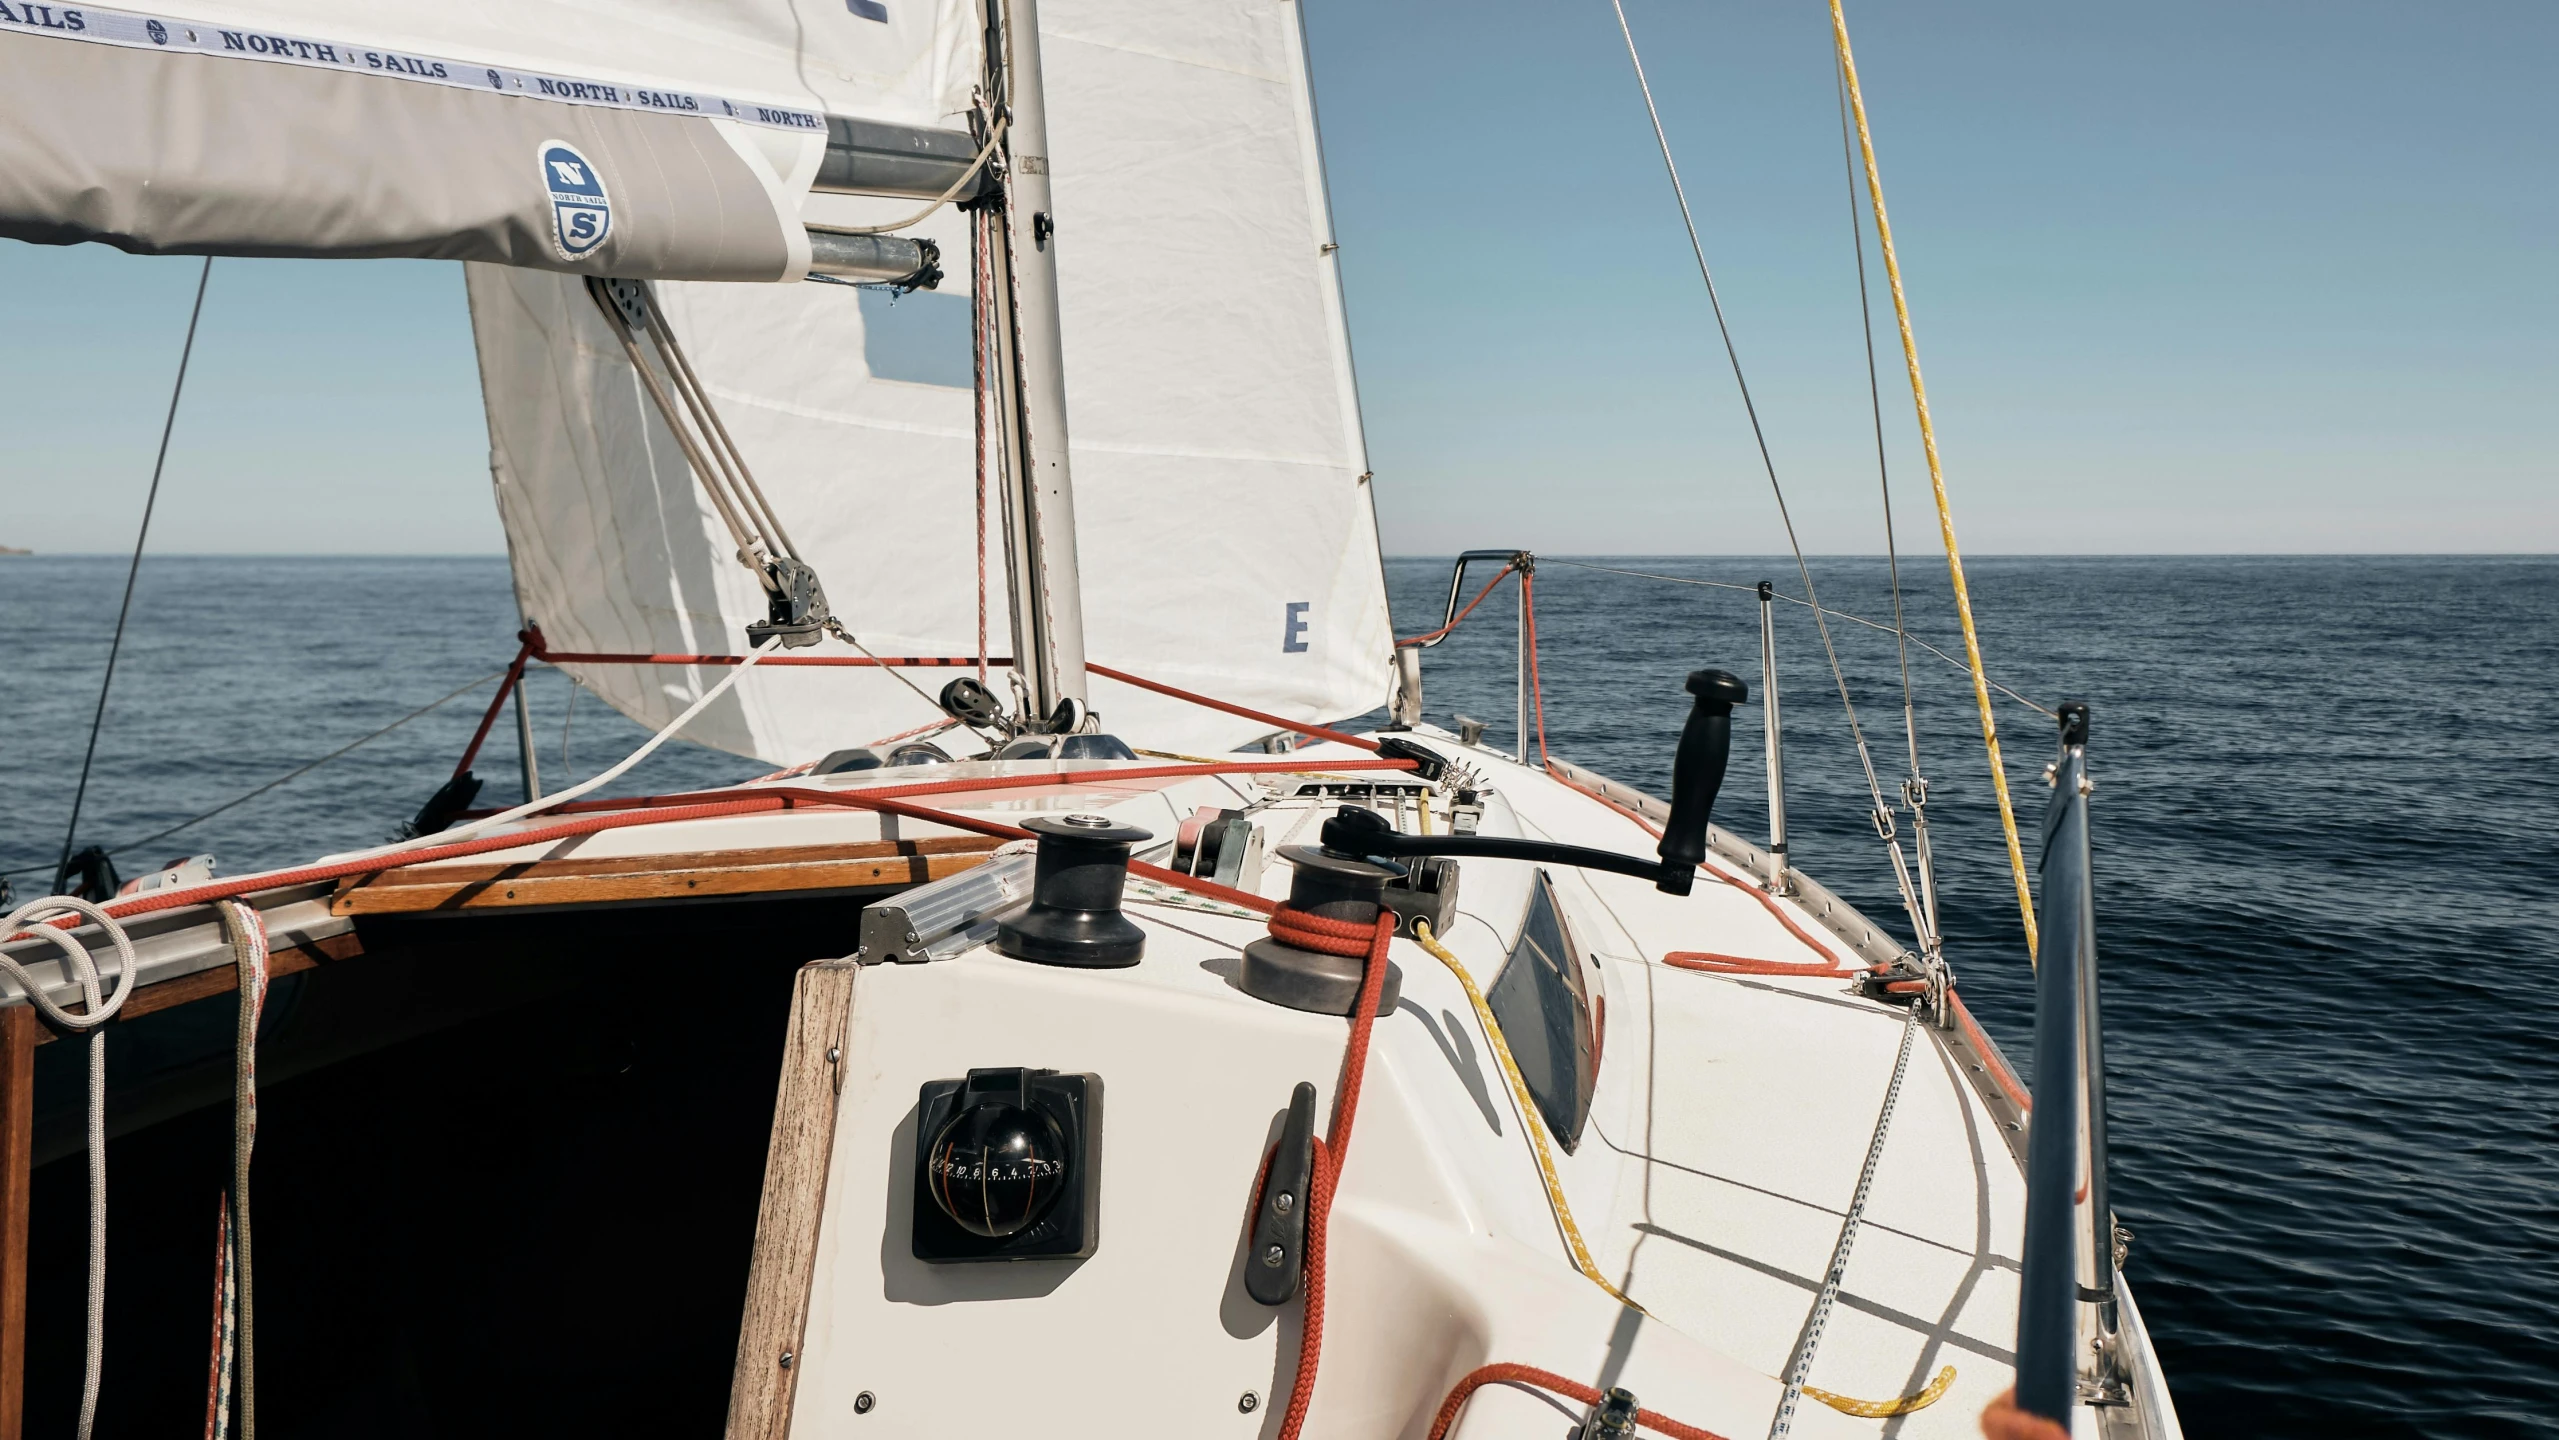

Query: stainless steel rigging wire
left=1603, top=1, right=1930, bottom=946
left=1835, top=54, right=1944, bottom=954
left=57, top=257, right=213, bottom=890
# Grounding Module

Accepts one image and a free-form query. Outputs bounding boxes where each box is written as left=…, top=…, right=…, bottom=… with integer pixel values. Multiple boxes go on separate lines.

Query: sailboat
left=0, top=1, right=2177, bottom=1437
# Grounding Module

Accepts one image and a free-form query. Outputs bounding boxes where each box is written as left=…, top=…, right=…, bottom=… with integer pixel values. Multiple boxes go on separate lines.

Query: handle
left=1656, top=669, right=1748, bottom=896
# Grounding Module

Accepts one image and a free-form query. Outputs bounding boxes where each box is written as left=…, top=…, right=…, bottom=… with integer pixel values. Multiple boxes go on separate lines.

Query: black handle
left=1657, top=669, right=1748, bottom=896
left=1318, top=808, right=1669, bottom=885
left=1246, top=1082, right=1318, bottom=1305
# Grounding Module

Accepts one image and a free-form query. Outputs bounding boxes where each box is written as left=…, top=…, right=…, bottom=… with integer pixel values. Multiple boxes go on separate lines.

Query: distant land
left=0, top=545, right=30, bottom=555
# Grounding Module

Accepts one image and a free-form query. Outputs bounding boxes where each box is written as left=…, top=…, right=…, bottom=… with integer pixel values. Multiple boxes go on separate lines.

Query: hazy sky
left=0, top=0, right=2548, bottom=556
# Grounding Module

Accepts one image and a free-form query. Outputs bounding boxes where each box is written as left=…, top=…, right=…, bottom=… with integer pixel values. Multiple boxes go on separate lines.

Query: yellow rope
left=1828, top=0, right=2039, bottom=961
left=1806, top=1365, right=1957, bottom=1418
left=1415, top=918, right=1951, bottom=1414
left=1411, top=920, right=1640, bottom=1312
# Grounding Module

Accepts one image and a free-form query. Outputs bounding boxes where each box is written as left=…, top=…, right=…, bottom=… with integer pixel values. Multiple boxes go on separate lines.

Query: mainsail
left=0, top=0, right=979, bottom=279
left=474, top=0, right=1393, bottom=762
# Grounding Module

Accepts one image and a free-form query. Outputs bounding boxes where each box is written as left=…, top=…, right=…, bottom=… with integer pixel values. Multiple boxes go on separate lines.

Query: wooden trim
left=725, top=960, right=859, bottom=1440
left=0, top=1005, right=34, bottom=1440
left=331, top=838, right=1001, bottom=916
left=28, top=935, right=361, bottom=1047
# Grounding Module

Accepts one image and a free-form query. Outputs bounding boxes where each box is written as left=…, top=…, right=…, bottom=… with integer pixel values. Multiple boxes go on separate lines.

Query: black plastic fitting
left=1656, top=668, right=1749, bottom=896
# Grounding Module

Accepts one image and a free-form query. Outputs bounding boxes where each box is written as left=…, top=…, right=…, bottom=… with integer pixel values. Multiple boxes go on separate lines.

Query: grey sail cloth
left=0, top=34, right=800, bottom=279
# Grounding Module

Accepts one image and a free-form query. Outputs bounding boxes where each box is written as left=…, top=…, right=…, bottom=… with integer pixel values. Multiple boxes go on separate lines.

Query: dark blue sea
left=3, top=553, right=2553, bottom=1437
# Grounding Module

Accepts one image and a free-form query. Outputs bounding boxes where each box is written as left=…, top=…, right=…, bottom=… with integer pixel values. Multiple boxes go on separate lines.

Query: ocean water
left=4, top=552, right=2554, bottom=1437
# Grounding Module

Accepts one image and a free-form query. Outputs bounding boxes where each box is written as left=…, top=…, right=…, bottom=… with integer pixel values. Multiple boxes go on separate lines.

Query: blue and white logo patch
left=538, top=140, right=611, bottom=260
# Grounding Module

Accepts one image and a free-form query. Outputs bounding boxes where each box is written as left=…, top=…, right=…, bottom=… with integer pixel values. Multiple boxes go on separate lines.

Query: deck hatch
left=1487, top=870, right=1598, bottom=1151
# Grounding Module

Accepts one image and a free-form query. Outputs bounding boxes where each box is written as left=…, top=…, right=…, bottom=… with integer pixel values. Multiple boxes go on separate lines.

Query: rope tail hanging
left=205, top=900, right=268, bottom=1440
left=1827, top=0, right=2040, bottom=960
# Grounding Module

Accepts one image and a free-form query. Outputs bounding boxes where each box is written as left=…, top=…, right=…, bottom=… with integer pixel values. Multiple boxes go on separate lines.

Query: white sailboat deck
left=409, top=728, right=2119, bottom=1438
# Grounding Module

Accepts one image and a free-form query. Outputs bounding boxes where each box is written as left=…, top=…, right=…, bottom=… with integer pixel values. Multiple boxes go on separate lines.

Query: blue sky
left=0, top=0, right=2548, bottom=555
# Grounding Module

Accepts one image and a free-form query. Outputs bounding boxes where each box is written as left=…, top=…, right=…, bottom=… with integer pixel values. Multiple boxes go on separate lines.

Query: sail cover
left=472, top=0, right=1393, bottom=762
left=0, top=0, right=978, bottom=279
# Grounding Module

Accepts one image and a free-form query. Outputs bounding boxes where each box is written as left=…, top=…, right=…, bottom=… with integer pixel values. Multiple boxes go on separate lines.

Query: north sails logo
left=538, top=140, right=610, bottom=260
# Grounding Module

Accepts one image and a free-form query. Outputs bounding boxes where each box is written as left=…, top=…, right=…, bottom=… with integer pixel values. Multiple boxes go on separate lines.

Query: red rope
left=1397, top=565, right=1516, bottom=649
left=971, top=203, right=993, bottom=686
left=450, top=636, right=534, bottom=780
left=1274, top=911, right=1396, bottom=1440
left=1663, top=951, right=1877, bottom=979
left=1427, top=1363, right=1729, bottom=1440
left=1085, top=663, right=1382, bottom=753
left=1267, top=905, right=1378, bottom=957
left=452, top=758, right=1418, bottom=824
left=64, top=758, right=1411, bottom=931
left=533, top=648, right=1001, bottom=668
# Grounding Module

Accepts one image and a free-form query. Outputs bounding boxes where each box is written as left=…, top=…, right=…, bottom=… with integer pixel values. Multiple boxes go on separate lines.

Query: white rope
left=341, top=638, right=779, bottom=858
left=1769, top=1004, right=1919, bottom=1437
left=0, top=894, right=140, bottom=1440
left=814, top=114, right=1008, bottom=237
left=215, top=899, right=266, bottom=1440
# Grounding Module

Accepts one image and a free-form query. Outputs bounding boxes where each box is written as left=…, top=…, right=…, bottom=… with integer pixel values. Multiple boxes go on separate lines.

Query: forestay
left=474, top=0, right=1393, bottom=763
left=0, top=0, right=978, bottom=278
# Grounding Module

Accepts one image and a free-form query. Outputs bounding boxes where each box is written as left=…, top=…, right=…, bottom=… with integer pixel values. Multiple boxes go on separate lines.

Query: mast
left=982, top=0, right=1090, bottom=728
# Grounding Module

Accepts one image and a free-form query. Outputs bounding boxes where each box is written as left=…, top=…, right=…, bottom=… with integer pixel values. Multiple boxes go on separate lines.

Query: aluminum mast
left=981, top=0, right=1090, bottom=727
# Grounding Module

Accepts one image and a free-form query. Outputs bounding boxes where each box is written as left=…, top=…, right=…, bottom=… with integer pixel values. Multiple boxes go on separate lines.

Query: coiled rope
left=0, top=895, right=139, bottom=1440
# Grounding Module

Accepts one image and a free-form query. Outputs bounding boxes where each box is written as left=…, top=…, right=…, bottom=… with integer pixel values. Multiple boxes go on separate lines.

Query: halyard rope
left=1828, top=0, right=2040, bottom=960
left=0, top=895, right=139, bottom=1440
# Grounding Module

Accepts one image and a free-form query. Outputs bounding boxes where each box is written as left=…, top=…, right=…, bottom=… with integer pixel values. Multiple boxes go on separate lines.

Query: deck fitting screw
left=1261, top=1244, right=1286, bottom=1268
left=1273, top=1191, right=1293, bottom=1214
left=854, top=1391, right=876, bottom=1414
left=778, top=1350, right=794, bottom=1369
left=904, top=930, right=920, bottom=943
left=1239, top=1391, right=1261, bottom=1414
left=826, top=1046, right=841, bottom=1064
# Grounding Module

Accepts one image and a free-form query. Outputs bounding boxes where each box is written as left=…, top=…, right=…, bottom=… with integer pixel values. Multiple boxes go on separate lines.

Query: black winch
left=994, top=814, right=1152, bottom=968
